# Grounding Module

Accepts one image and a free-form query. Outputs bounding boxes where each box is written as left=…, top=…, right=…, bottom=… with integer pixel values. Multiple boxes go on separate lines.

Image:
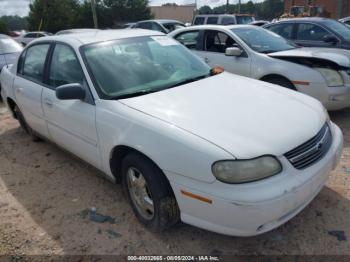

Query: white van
left=192, top=14, right=255, bottom=25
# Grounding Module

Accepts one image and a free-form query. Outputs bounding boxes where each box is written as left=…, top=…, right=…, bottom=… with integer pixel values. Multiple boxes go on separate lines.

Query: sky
left=0, top=0, right=263, bottom=17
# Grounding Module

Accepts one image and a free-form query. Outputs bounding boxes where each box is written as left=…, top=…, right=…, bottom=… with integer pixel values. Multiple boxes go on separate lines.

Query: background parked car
left=15, top=31, right=52, bottom=46
left=55, top=28, right=100, bottom=35
left=264, top=18, right=350, bottom=49
left=250, top=20, right=270, bottom=27
left=193, top=14, right=255, bottom=26
left=170, top=25, right=350, bottom=110
left=132, top=19, right=185, bottom=33
left=339, top=17, right=350, bottom=27
left=0, top=34, right=23, bottom=93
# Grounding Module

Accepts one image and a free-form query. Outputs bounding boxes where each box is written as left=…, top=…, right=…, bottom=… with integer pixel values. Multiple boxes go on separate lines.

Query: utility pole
left=91, top=0, right=98, bottom=29
left=238, top=0, right=241, bottom=14
left=226, top=0, right=229, bottom=14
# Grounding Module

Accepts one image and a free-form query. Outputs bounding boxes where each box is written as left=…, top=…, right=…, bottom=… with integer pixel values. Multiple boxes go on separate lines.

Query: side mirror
left=225, top=47, right=243, bottom=57
left=323, top=34, right=338, bottom=43
left=56, top=83, right=85, bottom=100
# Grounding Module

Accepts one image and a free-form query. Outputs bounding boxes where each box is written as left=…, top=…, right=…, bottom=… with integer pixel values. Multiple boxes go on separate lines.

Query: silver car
left=169, top=25, right=350, bottom=110
left=0, top=34, right=22, bottom=93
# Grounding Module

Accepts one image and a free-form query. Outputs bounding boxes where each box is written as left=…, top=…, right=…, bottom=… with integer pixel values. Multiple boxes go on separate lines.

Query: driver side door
left=42, top=43, right=101, bottom=169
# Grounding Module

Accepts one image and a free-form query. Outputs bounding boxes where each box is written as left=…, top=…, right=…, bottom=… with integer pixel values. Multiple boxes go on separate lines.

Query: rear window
left=207, top=17, right=218, bottom=25
left=194, top=17, right=205, bottom=25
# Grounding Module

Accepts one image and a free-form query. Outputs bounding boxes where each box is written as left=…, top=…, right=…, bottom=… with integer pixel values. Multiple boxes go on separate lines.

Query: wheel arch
left=6, top=97, right=17, bottom=119
left=259, top=74, right=297, bottom=90
left=109, top=145, right=174, bottom=194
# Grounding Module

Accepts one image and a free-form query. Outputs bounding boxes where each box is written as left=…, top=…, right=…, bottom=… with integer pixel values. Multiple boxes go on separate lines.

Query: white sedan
left=169, top=25, right=350, bottom=111
left=0, top=30, right=343, bottom=236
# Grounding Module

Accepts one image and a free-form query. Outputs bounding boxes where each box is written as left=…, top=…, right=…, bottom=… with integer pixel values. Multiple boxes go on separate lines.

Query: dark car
left=264, top=18, right=350, bottom=50
left=132, top=19, right=185, bottom=34
left=0, top=34, right=23, bottom=94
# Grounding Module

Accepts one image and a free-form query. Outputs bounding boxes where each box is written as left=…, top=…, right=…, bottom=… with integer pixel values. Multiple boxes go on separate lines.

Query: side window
left=221, top=16, right=235, bottom=25
left=174, top=31, right=199, bottom=49
left=207, top=17, right=218, bottom=25
left=21, top=44, right=50, bottom=83
left=137, top=22, right=152, bottom=30
left=268, top=24, right=294, bottom=39
left=297, top=23, right=329, bottom=41
left=48, top=44, right=84, bottom=88
left=151, top=22, right=165, bottom=33
left=204, top=30, right=237, bottom=53
left=194, top=17, right=205, bottom=25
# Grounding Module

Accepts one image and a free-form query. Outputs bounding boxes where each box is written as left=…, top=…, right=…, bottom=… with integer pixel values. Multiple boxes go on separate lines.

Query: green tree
left=27, top=0, right=81, bottom=33
left=198, top=5, right=212, bottom=14
left=0, top=16, right=28, bottom=31
left=0, top=21, right=8, bottom=34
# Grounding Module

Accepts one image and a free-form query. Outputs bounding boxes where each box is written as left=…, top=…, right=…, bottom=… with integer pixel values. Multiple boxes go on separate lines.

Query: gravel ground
left=0, top=101, right=349, bottom=256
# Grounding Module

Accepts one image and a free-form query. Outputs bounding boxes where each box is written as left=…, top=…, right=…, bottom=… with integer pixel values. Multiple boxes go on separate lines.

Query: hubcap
left=126, top=167, right=154, bottom=220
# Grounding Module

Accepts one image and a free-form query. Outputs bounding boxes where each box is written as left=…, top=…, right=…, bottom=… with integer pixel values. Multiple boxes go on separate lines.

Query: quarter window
left=175, top=31, right=199, bottom=49
left=21, top=44, right=50, bottom=83
left=49, top=44, right=84, bottom=88
left=296, top=23, right=329, bottom=41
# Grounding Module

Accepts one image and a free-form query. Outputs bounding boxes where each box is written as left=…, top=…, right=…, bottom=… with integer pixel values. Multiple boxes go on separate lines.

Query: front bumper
left=295, top=81, right=350, bottom=111
left=168, top=123, right=343, bottom=236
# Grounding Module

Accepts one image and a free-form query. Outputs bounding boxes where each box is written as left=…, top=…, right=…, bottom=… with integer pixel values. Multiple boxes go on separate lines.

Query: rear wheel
left=14, top=105, right=41, bottom=142
left=263, top=76, right=296, bottom=90
left=122, top=152, right=180, bottom=231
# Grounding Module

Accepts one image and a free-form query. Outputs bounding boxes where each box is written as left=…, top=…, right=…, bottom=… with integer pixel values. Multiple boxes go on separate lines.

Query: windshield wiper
left=112, top=89, right=157, bottom=100
left=165, top=74, right=210, bottom=89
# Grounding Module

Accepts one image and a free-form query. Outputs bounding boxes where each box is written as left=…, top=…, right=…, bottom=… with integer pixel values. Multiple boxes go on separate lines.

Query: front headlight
left=212, top=156, right=282, bottom=184
left=315, top=68, right=344, bottom=87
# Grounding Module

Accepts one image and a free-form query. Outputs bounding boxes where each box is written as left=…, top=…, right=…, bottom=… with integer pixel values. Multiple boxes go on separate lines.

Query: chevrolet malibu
left=169, top=25, right=350, bottom=111
left=0, top=30, right=343, bottom=236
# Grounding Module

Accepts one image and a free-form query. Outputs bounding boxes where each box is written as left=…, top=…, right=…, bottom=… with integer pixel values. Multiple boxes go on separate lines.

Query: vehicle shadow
left=0, top=105, right=349, bottom=255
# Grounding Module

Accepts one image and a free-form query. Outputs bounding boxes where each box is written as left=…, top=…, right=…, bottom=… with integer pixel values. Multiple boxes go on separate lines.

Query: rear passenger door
left=41, top=43, right=101, bottom=168
left=14, top=43, right=51, bottom=138
left=295, top=23, right=340, bottom=47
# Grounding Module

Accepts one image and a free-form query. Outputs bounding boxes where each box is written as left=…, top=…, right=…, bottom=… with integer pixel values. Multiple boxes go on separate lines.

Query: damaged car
left=169, top=25, right=350, bottom=110
left=0, top=30, right=343, bottom=236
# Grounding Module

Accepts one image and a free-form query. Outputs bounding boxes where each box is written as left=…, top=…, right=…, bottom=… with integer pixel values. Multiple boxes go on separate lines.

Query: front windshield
left=82, top=36, right=211, bottom=99
left=0, top=38, right=23, bottom=54
left=323, top=20, right=350, bottom=41
left=236, top=16, right=254, bottom=24
left=232, top=27, right=297, bottom=53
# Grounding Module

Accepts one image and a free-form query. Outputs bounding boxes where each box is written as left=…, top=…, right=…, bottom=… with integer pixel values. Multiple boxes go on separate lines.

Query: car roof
left=138, top=19, right=183, bottom=24
left=172, top=24, right=255, bottom=31
left=272, top=17, right=333, bottom=23
left=33, top=29, right=164, bottom=47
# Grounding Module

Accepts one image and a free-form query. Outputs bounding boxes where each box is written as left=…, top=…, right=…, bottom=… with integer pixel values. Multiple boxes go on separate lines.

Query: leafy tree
left=28, top=0, right=81, bottom=33
left=0, top=16, right=28, bottom=31
left=0, top=21, right=8, bottom=34
left=198, top=5, right=212, bottom=14
left=162, top=3, right=178, bottom=6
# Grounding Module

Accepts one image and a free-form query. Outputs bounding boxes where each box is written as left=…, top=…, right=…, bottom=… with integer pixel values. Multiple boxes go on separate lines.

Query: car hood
left=121, top=73, right=326, bottom=158
left=268, top=47, right=350, bottom=68
left=3, top=52, right=20, bottom=65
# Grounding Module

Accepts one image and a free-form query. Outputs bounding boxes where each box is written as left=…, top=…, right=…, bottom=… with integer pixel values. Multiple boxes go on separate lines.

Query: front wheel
left=264, top=76, right=296, bottom=91
left=122, top=152, right=180, bottom=232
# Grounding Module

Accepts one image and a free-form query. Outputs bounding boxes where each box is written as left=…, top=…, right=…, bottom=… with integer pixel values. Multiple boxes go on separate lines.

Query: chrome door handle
left=204, top=57, right=209, bottom=63
left=44, top=98, right=53, bottom=107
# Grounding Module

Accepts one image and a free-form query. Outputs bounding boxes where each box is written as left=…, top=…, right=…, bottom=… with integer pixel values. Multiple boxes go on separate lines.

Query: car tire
left=14, top=105, right=41, bottom=142
left=264, top=76, right=296, bottom=90
left=122, top=152, right=180, bottom=232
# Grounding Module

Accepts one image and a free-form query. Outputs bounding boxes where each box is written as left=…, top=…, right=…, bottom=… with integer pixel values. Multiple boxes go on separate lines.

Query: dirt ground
left=0, top=100, right=349, bottom=256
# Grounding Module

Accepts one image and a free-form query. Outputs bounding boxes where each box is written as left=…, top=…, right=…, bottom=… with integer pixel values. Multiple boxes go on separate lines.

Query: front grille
left=284, top=123, right=332, bottom=170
